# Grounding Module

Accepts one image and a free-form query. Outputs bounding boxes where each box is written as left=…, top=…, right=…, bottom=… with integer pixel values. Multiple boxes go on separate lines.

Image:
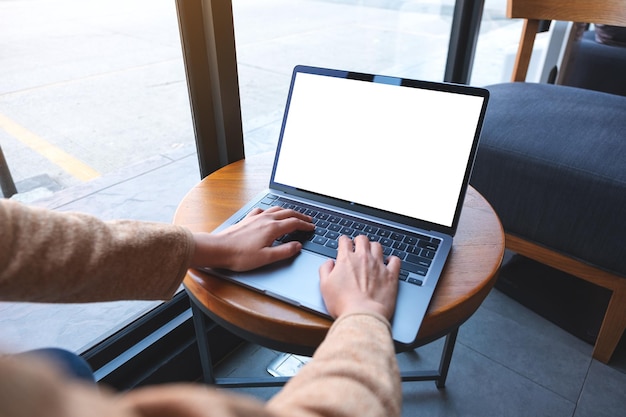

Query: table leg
left=191, top=302, right=217, bottom=384
left=400, top=328, right=459, bottom=388
left=193, top=301, right=459, bottom=388
left=191, top=303, right=291, bottom=387
left=436, top=328, right=458, bottom=388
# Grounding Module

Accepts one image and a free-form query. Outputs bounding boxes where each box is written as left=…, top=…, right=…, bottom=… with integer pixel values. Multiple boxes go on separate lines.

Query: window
left=0, top=0, right=195, bottom=354
left=233, top=0, right=524, bottom=158
left=1, top=0, right=525, bottom=360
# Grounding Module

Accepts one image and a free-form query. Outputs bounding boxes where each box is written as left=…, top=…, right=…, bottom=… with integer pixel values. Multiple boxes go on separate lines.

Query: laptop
left=205, top=65, right=489, bottom=346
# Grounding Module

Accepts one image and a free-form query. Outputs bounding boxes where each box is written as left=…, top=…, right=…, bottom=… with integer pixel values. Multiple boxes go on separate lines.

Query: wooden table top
left=174, top=153, right=504, bottom=354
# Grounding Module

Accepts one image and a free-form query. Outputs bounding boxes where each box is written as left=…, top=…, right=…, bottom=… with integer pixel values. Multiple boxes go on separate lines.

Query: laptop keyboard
left=259, top=194, right=441, bottom=286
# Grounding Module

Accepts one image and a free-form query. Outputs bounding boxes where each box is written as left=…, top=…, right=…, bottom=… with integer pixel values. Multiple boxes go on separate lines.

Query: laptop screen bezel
left=268, top=65, right=489, bottom=236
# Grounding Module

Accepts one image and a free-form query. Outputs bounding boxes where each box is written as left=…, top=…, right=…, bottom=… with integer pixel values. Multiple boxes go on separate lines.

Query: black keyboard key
left=406, top=253, right=432, bottom=268
left=392, top=249, right=407, bottom=260
left=390, top=232, right=404, bottom=242
left=401, top=260, right=428, bottom=276
left=352, top=222, right=366, bottom=231
left=418, top=240, right=439, bottom=251
left=325, top=231, right=340, bottom=240
left=314, top=228, right=327, bottom=236
left=408, top=277, right=424, bottom=286
left=392, top=241, right=407, bottom=251
left=380, top=237, right=393, bottom=247
left=325, top=240, right=339, bottom=250
left=328, top=224, right=341, bottom=232
left=339, top=219, right=353, bottom=227
left=316, top=220, right=330, bottom=229
left=365, top=225, right=378, bottom=234
left=312, top=236, right=328, bottom=245
left=407, top=246, right=421, bottom=255
left=340, top=227, right=354, bottom=235
left=278, top=230, right=309, bottom=243
left=302, top=240, right=337, bottom=258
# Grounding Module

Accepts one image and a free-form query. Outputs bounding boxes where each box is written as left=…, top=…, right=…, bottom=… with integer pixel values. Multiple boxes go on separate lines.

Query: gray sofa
left=469, top=22, right=626, bottom=363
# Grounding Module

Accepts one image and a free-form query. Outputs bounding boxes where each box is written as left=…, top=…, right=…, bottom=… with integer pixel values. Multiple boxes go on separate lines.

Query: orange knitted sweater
left=0, top=200, right=401, bottom=417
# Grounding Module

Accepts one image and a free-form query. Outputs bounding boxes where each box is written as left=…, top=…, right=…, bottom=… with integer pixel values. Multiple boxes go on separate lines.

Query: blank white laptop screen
left=273, top=72, right=485, bottom=228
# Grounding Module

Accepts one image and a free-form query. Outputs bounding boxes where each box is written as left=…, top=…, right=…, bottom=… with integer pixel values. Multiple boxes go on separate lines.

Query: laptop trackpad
left=233, top=252, right=330, bottom=316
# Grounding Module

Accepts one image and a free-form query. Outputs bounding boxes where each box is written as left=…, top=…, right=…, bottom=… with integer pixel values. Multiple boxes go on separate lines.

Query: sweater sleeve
left=0, top=199, right=194, bottom=303
left=118, top=313, right=401, bottom=417
left=266, top=313, right=402, bottom=417
left=1, top=278, right=400, bottom=417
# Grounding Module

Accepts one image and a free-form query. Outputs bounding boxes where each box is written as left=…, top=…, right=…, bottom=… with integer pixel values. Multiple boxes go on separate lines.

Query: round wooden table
left=174, top=153, right=504, bottom=387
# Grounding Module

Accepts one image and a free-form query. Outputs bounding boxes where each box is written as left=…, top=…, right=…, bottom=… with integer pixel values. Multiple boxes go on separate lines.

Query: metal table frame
left=191, top=301, right=458, bottom=389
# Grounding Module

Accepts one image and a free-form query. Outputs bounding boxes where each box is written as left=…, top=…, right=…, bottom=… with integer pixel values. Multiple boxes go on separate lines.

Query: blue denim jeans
left=22, top=347, right=95, bottom=384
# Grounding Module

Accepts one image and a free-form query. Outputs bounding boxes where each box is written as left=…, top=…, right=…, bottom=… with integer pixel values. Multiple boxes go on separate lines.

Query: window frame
left=82, top=291, right=242, bottom=389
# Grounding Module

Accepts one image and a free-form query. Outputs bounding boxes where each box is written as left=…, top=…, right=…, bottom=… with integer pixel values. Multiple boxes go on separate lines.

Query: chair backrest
left=507, top=0, right=626, bottom=81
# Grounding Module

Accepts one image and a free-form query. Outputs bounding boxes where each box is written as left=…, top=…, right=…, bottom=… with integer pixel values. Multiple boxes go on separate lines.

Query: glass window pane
left=233, top=0, right=455, bottom=155
left=233, top=0, right=539, bottom=157
left=0, top=0, right=195, bottom=353
left=471, top=0, right=553, bottom=86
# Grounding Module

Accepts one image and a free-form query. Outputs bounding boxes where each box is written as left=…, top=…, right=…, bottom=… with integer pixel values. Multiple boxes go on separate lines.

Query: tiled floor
left=213, top=257, right=626, bottom=417
left=1, top=0, right=625, bottom=416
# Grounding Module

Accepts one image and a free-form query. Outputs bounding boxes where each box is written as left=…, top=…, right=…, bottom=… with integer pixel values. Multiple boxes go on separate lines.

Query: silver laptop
left=205, top=65, right=489, bottom=346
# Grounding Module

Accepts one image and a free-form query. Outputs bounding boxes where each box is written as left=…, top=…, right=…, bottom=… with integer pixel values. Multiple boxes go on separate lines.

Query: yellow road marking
left=0, top=113, right=100, bottom=181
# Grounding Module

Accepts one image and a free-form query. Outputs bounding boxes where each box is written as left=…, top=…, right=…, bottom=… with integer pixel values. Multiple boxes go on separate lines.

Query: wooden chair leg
left=505, top=235, right=625, bottom=364
left=592, top=283, right=626, bottom=363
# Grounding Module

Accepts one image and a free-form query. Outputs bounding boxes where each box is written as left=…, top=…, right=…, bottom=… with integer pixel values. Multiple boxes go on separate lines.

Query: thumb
left=259, top=242, right=303, bottom=266
left=318, top=259, right=335, bottom=280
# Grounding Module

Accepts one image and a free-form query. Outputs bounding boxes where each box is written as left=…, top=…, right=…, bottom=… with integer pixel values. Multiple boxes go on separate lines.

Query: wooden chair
left=470, top=0, right=626, bottom=363
left=509, top=0, right=626, bottom=82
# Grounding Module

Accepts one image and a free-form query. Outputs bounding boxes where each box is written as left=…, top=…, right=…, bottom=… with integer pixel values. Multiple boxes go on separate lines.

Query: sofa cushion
left=560, top=30, right=626, bottom=97
left=470, top=82, right=626, bottom=277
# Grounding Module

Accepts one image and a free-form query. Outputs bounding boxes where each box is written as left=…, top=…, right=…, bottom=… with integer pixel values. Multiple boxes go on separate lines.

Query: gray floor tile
left=574, top=360, right=626, bottom=417
left=401, top=343, right=576, bottom=417
left=399, top=337, right=448, bottom=373
left=215, top=343, right=280, bottom=379
left=214, top=343, right=283, bottom=402
left=459, top=290, right=592, bottom=401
